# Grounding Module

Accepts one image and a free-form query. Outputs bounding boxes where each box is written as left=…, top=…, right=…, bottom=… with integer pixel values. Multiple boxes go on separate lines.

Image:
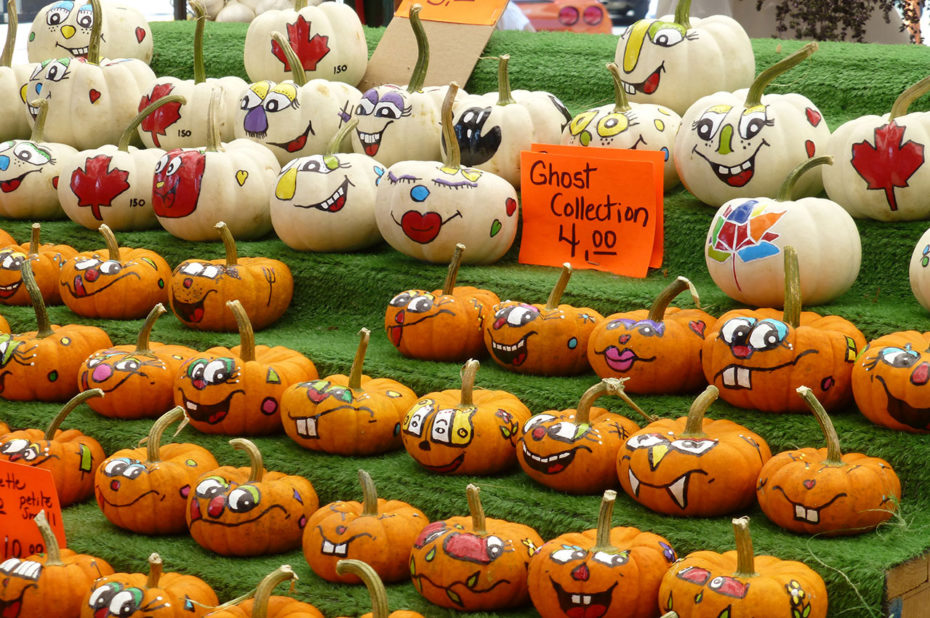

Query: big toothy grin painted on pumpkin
left=172, top=290, right=217, bottom=323
left=488, top=332, right=535, bottom=366
left=0, top=280, right=22, bottom=298
left=876, top=375, right=930, bottom=430
left=521, top=442, right=589, bottom=474
left=55, top=42, right=90, bottom=57
left=598, top=346, right=655, bottom=372
left=692, top=140, right=769, bottom=188
left=180, top=389, right=245, bottom=424
left=356, top=122, right=391, bottom=156
left=621, top=63, right=664, bottom=96
left=0, top=169, right=40, bottom=193
left=550, top=578, right=617, bottom=618
left=771, top=486, right=847, bottom=525
left=294, top=177, right=351, bottom=213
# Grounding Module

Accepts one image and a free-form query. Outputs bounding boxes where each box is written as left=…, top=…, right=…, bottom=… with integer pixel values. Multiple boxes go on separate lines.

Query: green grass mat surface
left=1, top=23, right=930, bottom=618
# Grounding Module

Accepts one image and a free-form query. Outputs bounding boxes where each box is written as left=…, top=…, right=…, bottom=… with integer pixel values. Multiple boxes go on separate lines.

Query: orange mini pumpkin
left=385, top=243, right=500, bottom=362
left=336, top=559, right=426, bottom=618
left=95, top=407, right=219, bottom=535
left=617, top=384, right=772, bottom=516
left=0, top=260, right=111, bottom=402
left=527, top=490, right=677, bottom=618
left=401, top=359, right=531, bottom=475
left=187, top=438, right=319, bottom=556
left=58, top=224, right=172, bottom=319
left=175, top=300, right=317, bottom=435
left=79, top=303, right=197, bottom=419
left=659, top=517, right=828, bottom=618
left=81, top=553, right=219, bottom=618
left=517, top=378, right=651, bottom=494
left=303, top=469, right=428, bottom=584
left=702, top=247, right=866, bottom=413
left=204, top=565, right=323, bottom=618
left=588, top=276, right=716, bottom=394
left=282, top=328, right=417, bottom=455
left=756, top=386, right=901, bottom=536
left=851, top=330, right=930, bottom=432
left=409, top=484, right=543, bottom=611
left=484, top=263, right=603, bottom=375
left=0, top=510, right=114, bottom=618
left=169, top=221, right=294, bottom=332
left=0, top=223, right=77, bottom=305
left=0, top=389, right=105, bottom=505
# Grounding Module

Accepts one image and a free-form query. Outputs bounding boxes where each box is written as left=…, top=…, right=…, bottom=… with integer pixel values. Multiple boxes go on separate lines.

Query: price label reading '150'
left=519, top=149, right=663, bottom=278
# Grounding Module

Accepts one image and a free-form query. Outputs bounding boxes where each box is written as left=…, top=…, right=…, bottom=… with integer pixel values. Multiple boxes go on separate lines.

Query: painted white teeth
left=295, top=417, right=317, bottom=438
left=795, top=504, right=819, bottom=523
left=186, top=401, right=198, bottom=411
left=742, top=160, right=752, bottom=170
left=718, top=165, right=728, bottom=174
left=628, top=469, right=640, bottom=496
left=722, top=367, right=751, bottom=389
left=572, top=595, right=580, bottom=604
left=358, top=131, right=378, bottom=144
left=492, top=340, right=523, bottom=353
left=668, top=475, right=688, bottom=509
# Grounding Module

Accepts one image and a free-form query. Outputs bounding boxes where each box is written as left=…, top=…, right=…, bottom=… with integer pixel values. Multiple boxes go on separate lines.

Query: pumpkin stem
left=407, top=4, right=429, bottom=92
left=441, top=82, right=461, bottom=170
left=253, top=565, right=298, bottom=618
left=349, top=328, right=370, bottom=391
left=673, top=0, right=691, bottom=28
left=458, top=359, right=479, bottom=406
left=29, top=223, right=40, bottom=257
left=731, top=516, right=758, bottom=577
left=545, top=263, right=572, bottom=310
left=145, top=407, right=186, bottom=463
left=682, top=385, right=718, bottom=437
left=44, top=389, right=103, bottom=440
left=577, top=377, right=656, bottom=425
left=496, top=55, right=515, bottom=106
left=190, top=0, right=207, bottom=83
left=359, top=469, right=380, bottom=517
left=782, top=246, right=801, bottom=328
left=441, top=243, right=466, bottom=295
left=146, top=553, right=163, bottom=589
left=606, top=63, right=632, bottom=113
left=796, top=385, right=844, bottom=465
left=21, top=260, right=53, bottom=338
left=891, top=75, right=930, bottom=120
left=326, top=117, right=358, bottom=156
left=216, top=222, right=239, bottom=267
left=271, top=31, right=307, bottom=87
left=98, top=224, right=120, bottom=261
left=648, top=276, right=700, bottom=322
left=776, top=156, right=832, bottom=201
left=465, top=483, right=487, bottom=535
left=227, top=300, right=256, bottom=362
left=591, top=489, right=617, bottom=552
left=29, top=99, right=50, bottom=143
left=745, top=42, right=817, bottom=108
left=0, top=0, right=14, bottom=67
left=206, top=88, right=223, bottom=152
left=230, top=438, right=264, bottom=483
left=135, top=303, right=166, bottom=356
left=119, top=94, right=187, bottom=152
left=335, top=560, right=389, bottom=618
left=296, top=0, right=307, bottom=8
left=87, top=0, right=103, bottom=65
left=33, top=510, right=63, bottom=566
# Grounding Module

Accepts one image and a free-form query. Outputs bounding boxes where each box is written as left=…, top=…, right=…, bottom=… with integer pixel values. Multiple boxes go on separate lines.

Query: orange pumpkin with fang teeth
left=0, top=223, right=76, bottom=306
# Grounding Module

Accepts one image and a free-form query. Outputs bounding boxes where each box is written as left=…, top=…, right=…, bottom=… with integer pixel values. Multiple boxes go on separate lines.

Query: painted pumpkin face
left=239, top=81, right=307, bottom=148
left=0, top=245, right=75, bottom=306
left=30, top=1, right=95, bottom=59
left=151, top=149, right=206, bottom=219
left=852, top=331, right=930, bottom=432
left=0, top=139, right=64, bottom=216
left=353, top=87, right=413, bottom=159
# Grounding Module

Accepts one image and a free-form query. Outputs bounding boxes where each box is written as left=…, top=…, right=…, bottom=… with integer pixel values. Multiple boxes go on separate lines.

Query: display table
left=3, top=23, right=930, bottom=617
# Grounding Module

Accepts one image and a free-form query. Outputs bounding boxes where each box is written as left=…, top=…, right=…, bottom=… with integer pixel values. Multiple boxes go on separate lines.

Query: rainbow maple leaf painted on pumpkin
left=706, top=200, right=785, bottom=291
left=850, top=120, right=924, bottom=211
left=139, top=83, right=182, bottom=148
left=270, top=15, right=331, bottom=72
left=70, top=155, right=131, bottom=221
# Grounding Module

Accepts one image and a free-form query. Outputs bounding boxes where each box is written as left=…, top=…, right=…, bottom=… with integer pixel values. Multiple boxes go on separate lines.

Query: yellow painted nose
left=622, top=20, right=650, bottom=73
left=61, top=25, right=76, bottom=39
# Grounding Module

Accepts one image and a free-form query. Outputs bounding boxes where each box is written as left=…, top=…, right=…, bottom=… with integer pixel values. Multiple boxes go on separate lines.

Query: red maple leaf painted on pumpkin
left=270, top=15, right=331, bottom=72
left=851, top=120, right=925, bottom=211
left=138, top=83, right=182, bottom=148
left=70, top=155, right=131, bottom=221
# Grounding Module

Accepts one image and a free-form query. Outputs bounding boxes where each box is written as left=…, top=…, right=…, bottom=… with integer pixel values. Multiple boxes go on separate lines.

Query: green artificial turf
left=2, top=22, right=930, bottom=618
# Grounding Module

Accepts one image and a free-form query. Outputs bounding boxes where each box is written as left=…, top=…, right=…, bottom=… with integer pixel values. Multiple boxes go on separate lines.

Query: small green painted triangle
left=266, top=368, right=281, bottom=384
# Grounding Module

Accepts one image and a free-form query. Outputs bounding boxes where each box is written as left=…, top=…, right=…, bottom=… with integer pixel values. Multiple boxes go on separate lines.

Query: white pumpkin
left=202, top=0, right=227, bottom=20
left=562, top=61, right=682, bottom=190
left=27, top=0, right=153, bottom=64
left=375, top=82, right=518, bottom=265
left=152, top=91, right=281, bottom=241
left=215, top=0, right=255, bottom=22
left=271, top=118, right=384, bottom=251
left=234, top=31, right=361, bottom=165
left=909, top=226, right=930, bottom=312
left=674, top=42, right=829, bottom=207
left=706, top=156, right=861, bottom=307
left=243, top=0, right=366, bottom=86
left=57, top=95, right=185, bottom=231
left=823, top=75, right=930, bottom=222
left=0, top=4, right=36, bottom=142
left=614, top=0, right=754, bottom=115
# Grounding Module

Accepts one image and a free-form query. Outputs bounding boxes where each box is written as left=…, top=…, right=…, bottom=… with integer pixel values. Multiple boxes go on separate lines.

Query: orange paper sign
left=395, top=0, right=509, bottom=26
left=0, top=460, right=65, bottom=560
left=519, top=146, right=664, bottom=277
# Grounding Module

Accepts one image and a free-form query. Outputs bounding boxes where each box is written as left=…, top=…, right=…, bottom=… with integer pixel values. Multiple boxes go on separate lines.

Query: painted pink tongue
left=389, top=324, right=402, bottom=346
left=642, top=70, right=661, bottom=94
left=566, top=605, right=608, bottom=618
left=73, top=275, right=86, bottom=297
left=605, top=347, right=634, bottom=372
left=329, top=193, right=346, bottom=213
left=364, top=142, right=379, bottom=156
left=726, top=168, right=754, bottom=187
left=512, top=350, right=527, bottom=366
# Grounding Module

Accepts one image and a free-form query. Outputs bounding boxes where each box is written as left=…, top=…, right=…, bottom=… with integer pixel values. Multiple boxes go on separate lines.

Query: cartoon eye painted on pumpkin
left=625, top=433, right=666, bottom=450
left=708, top=575, right=750, bottom=599
left=485, top=535, right=505, bottom=560
left=43, top=60, right=70, bottom=82
left=0, top=438, right=29, bottom=456
left=0, top=337, right=23, bottom=367
left=75, top=4, right=93, bottom=28
left=404, top=401, right=434, bottom=437
left=633, top=321, right=664, bottom=337
left=113, top=357, right=142, bottom=373
left=738, top=108, right=768, bottom=140
left=746, top=319, right=788, bottom=351
left=596, top=113, right=631, bottom=138
left=592, top=550, right=629, bottom=567
left=178, top=261, right=222, bottom=279
left=388, top=291, right=413, bottom=307
left=227, top=486, right=260, bottom=513
left=87, top=582, right=123, bottom=613
left=296, top=158, right=338, bottom=175
left=406, top=295, right=434, bottom=313
left=649, top=26, right=684, bottom=47
left=102, top=457, right=133, bottom=477
left=0, top=252, right=25, bottom=269
left=45, top=2, right=73, bottom=25
left=694, top=109, right=728, bottom=141
left=669, top=438, right=718, bottom=456
left=13, top=143, right=52, bottom=166
left=604, top=318, right=632, bottom=331
left=73, top=258, right=101, bottom=271
left=374, top=95, right=406, bottom=120
left=195, top=476, right=229, bottom=499
left=188, top=358, right=235, bottom=386
left=879, top=346, right=921, bottom=368
left=98, top=260, right=122, bottom=276
left=355, top=91, right=377, bottom=116
left=121, top=463, right=146, bottom=479
left=154, top=153, right=170, bottom=174
left=523, top=413, right=555, bottom=433
left=718, top=317, right=756, bottom=345
left=263, top=91, right=297, bottom=113
left=429, top=408, right=473, bottom=445
left=494, top=305, right=539, bottom=328
left=545, top=421, right=586, bottom=443
left=165, top=156, right=183, bottom=177
left=107, top=588, right=144, bottom=617
left=549, top=546, right=587, bottom=564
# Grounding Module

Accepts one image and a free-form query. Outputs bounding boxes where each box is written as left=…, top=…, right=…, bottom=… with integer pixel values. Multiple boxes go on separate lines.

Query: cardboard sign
left=359, top=0, right=510, bottom=91
left=519, top=145, right=664, bottom=277
left=0, top=460, right=65, bottom=560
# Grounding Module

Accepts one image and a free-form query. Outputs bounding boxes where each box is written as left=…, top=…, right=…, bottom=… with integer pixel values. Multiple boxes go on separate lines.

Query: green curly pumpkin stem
left=254, top=565, right=298, bottom=618
left=466, top=483, right=487, bottom=535
left=271, top=31, right=306, bottom=87
left=120, top=94, right=187, bottom=152
left=746, top=42, right=817, bottom=108
left=230, top=438, right=264, bottom=482
left=349, top=328, right=370, bottom=391
left=545, top=263, right=572, bottom=310
left=890, top=74, right=930, bottom=121
left=98, top=224, right=120, bottom=262
left=776, top=155, right=833, bottom=202
left=648, top=276, right=700, bottom=322
left=442, top=243, right=466, bottom=295
left=408, top=4, right=429, bottom=92
left=606, top=62, right=632, bottom=113
left=296, top=0, right=308, bottom=9
left=682, top=385, right=719, bottom=437
left=215, top=222, right=239, bottom=266
left=731, top=516, right=758, bottom=578
left=796, top=386, right=844, bottom=465
left=782, top=246, right=801, bottom=328
left=335, top=559, right=390, bottom=618
left=29, top=99, right=50, bottom=143
left=576, top=378, right=656, bottom=426
left=21, top=260, right=52, bottom=338
left=359, top=469, right=380, bottom=517
left=1, top=0, right=17, bottom=67
left=327, top=117, right=358, bottom=156
left=496, top=55, right=515, bottom=106
left=592, top=489, right=618, bottom=552
left=145, top=407, right=186, bottom=463
left=135, top=303, right=167, bottom=356
left=33, top=510, right=62, bottom=566
left=45, top=389, right=104, bottom=440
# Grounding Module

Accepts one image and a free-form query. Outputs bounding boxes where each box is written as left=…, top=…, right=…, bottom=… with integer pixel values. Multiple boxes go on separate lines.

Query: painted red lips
left=400, top=211, right=443, bottom=244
